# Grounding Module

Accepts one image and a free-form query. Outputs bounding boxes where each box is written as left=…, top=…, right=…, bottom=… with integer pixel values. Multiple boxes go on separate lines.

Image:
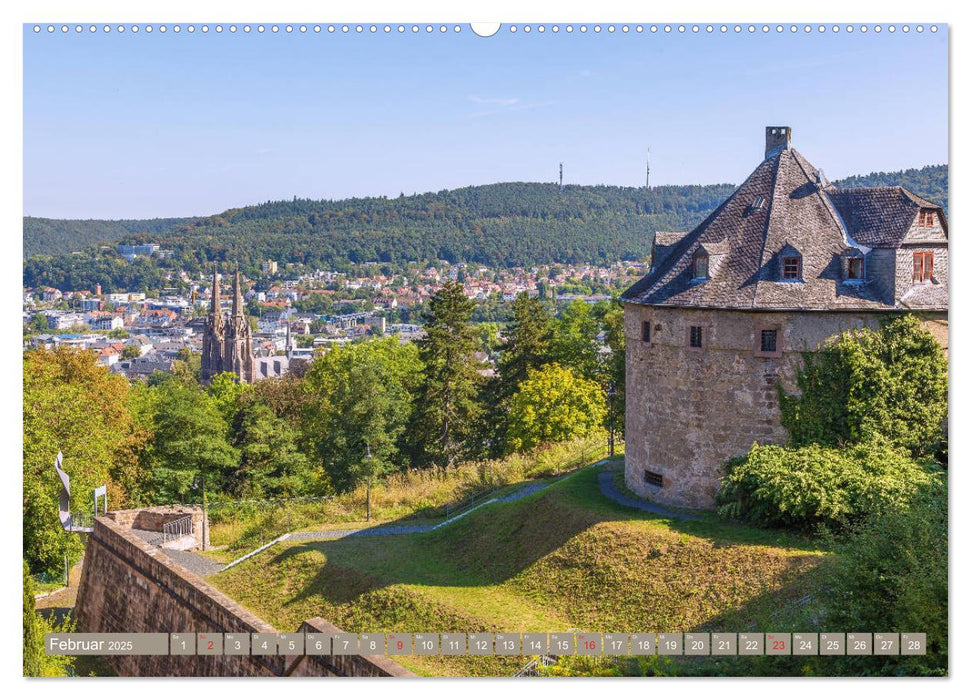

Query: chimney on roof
left=765, top=126, right=792, bottom=158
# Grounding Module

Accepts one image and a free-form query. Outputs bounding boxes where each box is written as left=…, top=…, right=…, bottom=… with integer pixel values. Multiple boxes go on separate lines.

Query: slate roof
left=825, top=187, right=946, bottom=248
left=622, top=144, right=948, bottom=312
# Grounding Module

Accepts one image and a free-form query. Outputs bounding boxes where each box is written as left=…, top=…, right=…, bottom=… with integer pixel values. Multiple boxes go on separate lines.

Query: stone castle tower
left=201, top=265, right=255, bottom=384
left=620, top=126, right=948, bottom=509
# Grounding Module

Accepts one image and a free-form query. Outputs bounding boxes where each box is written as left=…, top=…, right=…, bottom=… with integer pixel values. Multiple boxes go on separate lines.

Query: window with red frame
left=918, top=209, right=936, bottom=227
left=782, top=256, right=802, bottom=280
left=913, top=252, right=934, bottom=282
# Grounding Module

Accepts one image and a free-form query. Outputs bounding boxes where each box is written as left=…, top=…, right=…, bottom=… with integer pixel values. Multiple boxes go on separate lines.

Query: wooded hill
left=23, top=165, right=946, bottom=292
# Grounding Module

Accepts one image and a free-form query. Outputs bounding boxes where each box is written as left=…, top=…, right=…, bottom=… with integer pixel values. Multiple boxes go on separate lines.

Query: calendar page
left=20, top=1, right=951, bottom=688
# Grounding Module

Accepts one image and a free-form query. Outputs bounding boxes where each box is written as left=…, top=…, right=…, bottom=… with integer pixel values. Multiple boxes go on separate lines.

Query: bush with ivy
left=716, top=441, right=939, bottom=532
left=779, top=315, right=947, bottom=459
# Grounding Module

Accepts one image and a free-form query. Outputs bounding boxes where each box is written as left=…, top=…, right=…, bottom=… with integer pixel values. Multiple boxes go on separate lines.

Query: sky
left=23, top=23, right=948, bottom=219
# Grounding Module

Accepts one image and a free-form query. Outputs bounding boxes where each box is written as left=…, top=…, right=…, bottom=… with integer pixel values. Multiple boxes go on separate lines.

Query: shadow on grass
left=224, top=461, right=824, bottom=615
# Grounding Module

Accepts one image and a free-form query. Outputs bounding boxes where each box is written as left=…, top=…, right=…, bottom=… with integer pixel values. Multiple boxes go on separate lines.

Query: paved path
left=596, top=470, right=701, bottom=520
left=157, top=546, right=225, bottom=578
left=121, top=480, right=562, bottom=579
left=496, top=482, right=550, bottom=502
left=221, top=464, right=611, bottom=573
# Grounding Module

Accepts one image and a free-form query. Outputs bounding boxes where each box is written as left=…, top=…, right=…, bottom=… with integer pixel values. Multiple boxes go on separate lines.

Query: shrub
left=815, top=480, right=947, bottom=675
left=779, top=315, right=947, bottom=459
left=717, top=441, right=938, bottom=532
left=23, top=561, right=73, bottom=677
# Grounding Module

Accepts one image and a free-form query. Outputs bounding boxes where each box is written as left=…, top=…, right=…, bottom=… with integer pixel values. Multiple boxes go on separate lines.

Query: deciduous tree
left=507, top=363, right=607, bottom=452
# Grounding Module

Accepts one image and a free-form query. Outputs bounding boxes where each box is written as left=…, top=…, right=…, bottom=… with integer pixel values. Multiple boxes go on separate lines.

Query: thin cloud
left=468, top=96, right=520, bottom=106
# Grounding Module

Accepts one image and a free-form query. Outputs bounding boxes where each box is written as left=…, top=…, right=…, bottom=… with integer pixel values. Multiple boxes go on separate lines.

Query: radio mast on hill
left=646, top=148, right=651, bottom=189
left=559, top=162, right=564, bottom=190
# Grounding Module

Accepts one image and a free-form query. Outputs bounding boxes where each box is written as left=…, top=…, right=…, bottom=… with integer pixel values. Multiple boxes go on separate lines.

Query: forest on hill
left=23, top=216, right=192, bottom=258
left=833, top=164, right=948, bottom=213
left=23, top=164, right=947, bottom=293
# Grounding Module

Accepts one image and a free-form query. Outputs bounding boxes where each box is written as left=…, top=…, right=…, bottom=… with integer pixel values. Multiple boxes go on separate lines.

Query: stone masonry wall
left=622, top=305, right=946, bottom=509
left=106, top=505, right=209, bottom=549
left=74, top=515, right=412, bottom=677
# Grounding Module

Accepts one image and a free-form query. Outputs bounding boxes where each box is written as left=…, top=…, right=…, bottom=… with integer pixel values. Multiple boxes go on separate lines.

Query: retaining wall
left=74, top=514, right=412, bottom=677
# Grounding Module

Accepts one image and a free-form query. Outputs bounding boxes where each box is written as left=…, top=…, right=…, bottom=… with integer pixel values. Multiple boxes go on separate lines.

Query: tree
left=170, top=349, right=201, bottom=385
left=496, top=293, right=554, bottom=401
left=207, top=371, right=250, bottom=425
left=409, top=281, right=484, bottom=468
left=29, top=313, right=49, bottom=333
left=23, top=348, right=145, bottom=574
left=23, top=561, right=73, bottom=677
left=486, top=293, right=554, bottom=453
left=602, top=305, right=626, bottom=438
left=121, top=345, right=141, bottom=360
left=550, top=300, right=602, bottom=382
left=23, top=561, right=42, bottom=677
left=476, top=322, right=502, bottom=358
left=230, top=398, right=315, bottom=498
left=506, top=363, right=607, bottom=452
left=303, top=338, right=422, bottom=492
left=141, top=377, right=238, bottom=502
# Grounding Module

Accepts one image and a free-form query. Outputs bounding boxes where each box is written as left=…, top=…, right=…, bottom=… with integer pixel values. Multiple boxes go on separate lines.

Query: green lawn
left=211, top=462, right=825, bottom=676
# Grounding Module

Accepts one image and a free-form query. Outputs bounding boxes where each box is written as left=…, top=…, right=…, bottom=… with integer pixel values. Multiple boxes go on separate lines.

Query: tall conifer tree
left=410, top=281, right=483, bottom=468
left=486, top=292, right=554, bottom=454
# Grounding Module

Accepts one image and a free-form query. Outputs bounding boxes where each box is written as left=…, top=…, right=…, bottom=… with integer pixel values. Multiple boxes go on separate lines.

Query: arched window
left=692, top=250, right=709, bottom=280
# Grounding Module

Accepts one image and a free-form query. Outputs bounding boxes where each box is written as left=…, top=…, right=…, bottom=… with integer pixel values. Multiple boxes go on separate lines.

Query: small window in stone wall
left=754, top=324, right=782, bottom=358
left=644, top=469, right=664, bottom=488
left=688, top=325, right=703, bottom=349
left=641, top=320, right=651, bottom=343
left=760, top=329, right=777, bottom=353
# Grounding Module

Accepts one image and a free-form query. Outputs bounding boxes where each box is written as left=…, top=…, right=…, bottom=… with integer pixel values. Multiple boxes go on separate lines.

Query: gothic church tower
left=201, top=265, right=255, bottom=384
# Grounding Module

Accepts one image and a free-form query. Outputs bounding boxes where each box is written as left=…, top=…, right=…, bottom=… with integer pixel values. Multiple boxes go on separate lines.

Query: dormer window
left=847, top=257, right=865, bottom=281
left=781, top=255, right=802, bottom=280
left=751, top=196, right=765, bottom=213
left=918, top=209, right=936, bottom=227
left=913, top=252, right=934, bottom=283
left=692, top=250, right=709, bottom=280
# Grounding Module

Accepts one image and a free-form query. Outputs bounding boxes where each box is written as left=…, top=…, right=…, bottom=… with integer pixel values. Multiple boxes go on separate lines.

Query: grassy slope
left=211, top=464, right=824, bottom=676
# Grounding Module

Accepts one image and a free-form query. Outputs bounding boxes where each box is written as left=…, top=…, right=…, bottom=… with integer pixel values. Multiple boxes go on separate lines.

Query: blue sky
left=23, top=24, right=948, bottom=219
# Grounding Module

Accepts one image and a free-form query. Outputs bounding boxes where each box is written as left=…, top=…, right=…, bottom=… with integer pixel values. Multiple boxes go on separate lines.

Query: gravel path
left=596, top=470, right=701, bottom=520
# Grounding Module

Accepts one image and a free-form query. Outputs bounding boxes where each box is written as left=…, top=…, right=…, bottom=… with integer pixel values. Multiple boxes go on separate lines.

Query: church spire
left=232, top=267, right=244, bottom=318
left=210, top=263, right=220, bottom=314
